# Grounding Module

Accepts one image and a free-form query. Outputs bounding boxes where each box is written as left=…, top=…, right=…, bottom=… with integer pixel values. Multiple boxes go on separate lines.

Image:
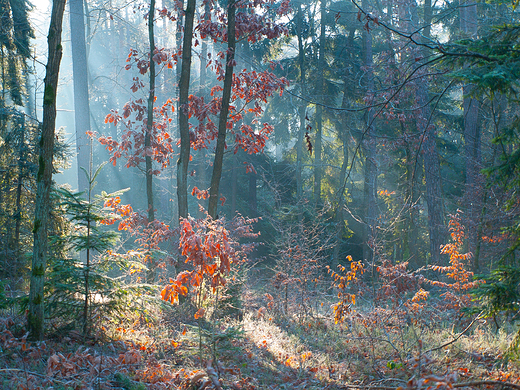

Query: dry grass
left=1, top=285, right=520, bottom=389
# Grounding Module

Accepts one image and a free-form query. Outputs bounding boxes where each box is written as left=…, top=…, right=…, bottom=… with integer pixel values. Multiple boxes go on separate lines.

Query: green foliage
left=471, top=265, right=520, bottom=319
left=113, top=373, right=146, bottom=390
left=447, top=25, right=520, bottom=96
left=45, top=164, right=154, bottom=335
left=470, top=265, right=520, bottom=359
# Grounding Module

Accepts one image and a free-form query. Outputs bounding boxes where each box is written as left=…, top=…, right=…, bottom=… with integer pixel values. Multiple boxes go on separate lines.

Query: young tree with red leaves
left=183, top=0, right=290, bottom=219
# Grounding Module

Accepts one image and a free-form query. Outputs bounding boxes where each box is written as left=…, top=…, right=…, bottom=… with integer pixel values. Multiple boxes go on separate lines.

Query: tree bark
left=296, top=3, right=306, bottom=221
left=146, top=0, right=156, bottom=224
left=249, top=169, right=257, bottom=218
left=177, top=0, right=196, bottom=219
left=69, top=0, right=91, bottom=193
left=313, top=0, right=326, bottom=207
left=196, top=0, right=210, bottom=218
left=208, top=0, right=235, bottom=219
left=29, top=0, right=66, bottom=341
left=460, top=0, right=481, bottom=271
left=415, top=0, right=446, bottom=265
left=144, top=0, right=156, bottom=283
left=14, top=116, right=25, bottom=277
left=362, top=0, right=377, bottom=265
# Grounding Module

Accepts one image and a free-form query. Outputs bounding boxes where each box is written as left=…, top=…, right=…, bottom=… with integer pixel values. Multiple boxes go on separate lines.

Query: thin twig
left=424, top=312, right=482, bottom=354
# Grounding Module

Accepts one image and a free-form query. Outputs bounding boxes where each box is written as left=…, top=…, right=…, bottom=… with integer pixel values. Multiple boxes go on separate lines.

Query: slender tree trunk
left=296, top=3, right=306, bottom=221
left=29, top=0, right=66, bottom=341
left=14, top=116, right=25, bottom=277
left=146, top=0, right=156, bottom=224
left=460, top=0, right=481, bottom=271
left=145, top=0, right=156, bottom=283
left=196, top=0, right=210, bottom=218
left=249, top=170, right=257, bottom=218
left=208, top=0, right=235, bottom=219
left=69, top=0, right=91, bottom=193
left=313, top=0, right=326, bottom=207
left=231, top=154, right=237, bottom=214
left=415, top=0, right=445, bottom=265
left=362, top=0, right=377, bottom=265
left=333, top=126, right=348, bottom=267
left=177, top=0, right=196, bottom=219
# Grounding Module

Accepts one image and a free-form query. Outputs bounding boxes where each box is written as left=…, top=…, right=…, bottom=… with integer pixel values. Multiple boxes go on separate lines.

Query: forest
left=1, top=0, right=520, bottom=387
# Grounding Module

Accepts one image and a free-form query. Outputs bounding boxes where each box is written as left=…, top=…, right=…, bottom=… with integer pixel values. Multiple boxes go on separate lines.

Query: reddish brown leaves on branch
left=328, top=256, right=364, bottom=324
left=100, top=97, right=175, bottom=172
left=161, top=214, right=259, bottom=311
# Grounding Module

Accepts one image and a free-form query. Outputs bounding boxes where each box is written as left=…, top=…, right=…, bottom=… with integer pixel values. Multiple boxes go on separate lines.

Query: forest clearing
left=1, top=0, right=520, bottom=387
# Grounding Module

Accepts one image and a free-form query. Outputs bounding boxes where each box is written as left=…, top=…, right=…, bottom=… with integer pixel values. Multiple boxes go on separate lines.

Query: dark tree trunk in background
left=177, top=0, right=196, bottom=219
left=208, top=0, right=235, bottom=219
left=69, top=0, right=91, bottom=193
left=333, top=124, right=348, bottom=268
left=296, top=2, right=306, bottom=221
left=362, top=0, right=377, bottom=265
left=231, top=154, right=237, bottom=214
left=196, top=0, right=210, bottom=218
left=14, top=116, right=25, bottom=277
left=145, top=0, right=156, bottom=283
left=146, top=0, right=156, bottom=225
left=313, top=0, right=326, bottom=207
left=460, top=0, right=481, bottom=272
left=29, top=0, right=66, bottom=341
left=414, top=0, right=446, bottom=265
left=249, top=170, right=257, bottom=218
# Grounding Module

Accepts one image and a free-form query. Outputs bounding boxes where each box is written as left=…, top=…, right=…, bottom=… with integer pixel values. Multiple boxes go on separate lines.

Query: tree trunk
left=296, top=2, right=306, bottom=221
left=69, top=0, right=91, bottom=193
left=249, top=170, right=257, bottom=218
left=145, top=0, right=156, bottom=283
left=14, top=116, right=25, bottom=277
left=460, top=0, right=481, bottom=271
left=362, top=0, right=377, bottom=265
left=208, top=0, right=235, bottom=219
left=177, top=0, right=196, bottom=219
left=231, top=154, right=237, bottom=214
left=313, top=0, right=326, bottom=207
left=29, top=0, right=66, bottom=341
left=415, top=0, right=446, bottom=265
left=146, top=0, right=156, bottom=224
left=196, top=0, right=210, bottom=218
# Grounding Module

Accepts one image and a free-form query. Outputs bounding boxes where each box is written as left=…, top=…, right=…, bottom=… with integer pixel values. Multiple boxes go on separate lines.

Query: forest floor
left=1, top=282, right=520, bottom=390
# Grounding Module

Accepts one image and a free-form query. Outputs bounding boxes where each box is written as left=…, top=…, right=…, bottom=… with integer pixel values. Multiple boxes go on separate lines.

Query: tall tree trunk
left=296, top=2, right=306, bottom=221
left=231, top=154, right=237, bottom=214
left=460, top=0, right=481, bottom=271
left=196, top=0, right=210, bottom=218
left=145, top=0, right=156, bottom=283
left=415, top=0, right=445, bottom=265
left=333, top=124, right=348, bottom=267
left=69, top=0, right=91, bottom=193
left=29, top=0, right=66, bottom=341
left=208, top=0, right=235, bottom=219
left=146, top=0, right=156, bottom=224
left=177, top=0, right=196, bottom=219
left=362, top=0, right=377, bottom=265
left=313, top=0, right=326, bottom=207
left=249, top=169, right=257, bottom=218
left=14, top=116, right=25, bottom=277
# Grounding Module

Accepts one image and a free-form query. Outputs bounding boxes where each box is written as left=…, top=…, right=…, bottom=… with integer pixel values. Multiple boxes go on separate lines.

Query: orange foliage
left=161, top=213, right=258, bottom=319
left=428, top=211, right=483, bottom=312
left=327, top=256, right=364, bottom=324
